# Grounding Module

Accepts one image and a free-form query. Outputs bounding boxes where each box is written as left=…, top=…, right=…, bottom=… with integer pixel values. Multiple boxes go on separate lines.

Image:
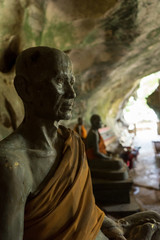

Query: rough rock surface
left=0, top=73, right=24, bottom=140
left=0, top=0, right=159, bottom=139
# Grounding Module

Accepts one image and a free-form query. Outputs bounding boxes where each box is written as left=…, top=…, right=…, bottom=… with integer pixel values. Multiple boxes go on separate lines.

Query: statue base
left=92, top=178, right=133, bottom=204
left=99, top=194, right=140, bottom=218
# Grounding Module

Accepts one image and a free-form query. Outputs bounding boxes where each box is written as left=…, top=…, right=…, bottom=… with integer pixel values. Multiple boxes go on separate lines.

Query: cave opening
left=123, top=71, right=160, bottom=137
left=120, top=72, right=160, bottom=212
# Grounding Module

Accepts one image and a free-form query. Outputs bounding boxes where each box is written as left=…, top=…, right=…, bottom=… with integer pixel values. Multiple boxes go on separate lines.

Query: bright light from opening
left=123, top=71, right=160, bottom=125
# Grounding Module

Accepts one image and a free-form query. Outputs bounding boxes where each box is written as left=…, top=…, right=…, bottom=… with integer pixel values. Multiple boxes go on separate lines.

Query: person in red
left=86, top=114, right=108, bottom=161
left=74, top=117, right=87, bottom=142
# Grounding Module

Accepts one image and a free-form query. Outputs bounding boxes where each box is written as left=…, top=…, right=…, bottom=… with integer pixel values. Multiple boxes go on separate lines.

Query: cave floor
left=131, top=126, right=160, bottom=214
left=101, top=124, right=160, bottom=218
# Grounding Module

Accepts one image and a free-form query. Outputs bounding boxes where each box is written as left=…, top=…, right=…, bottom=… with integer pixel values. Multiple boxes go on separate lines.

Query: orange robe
left=74, top=124, right=87, bottom=139
left=86, top=133, right=107, bottom=160
left=24, top=127, right=104, bottom=240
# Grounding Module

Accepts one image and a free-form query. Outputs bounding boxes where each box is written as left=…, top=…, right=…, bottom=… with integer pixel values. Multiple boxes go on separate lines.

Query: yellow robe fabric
left=74, top=124, right=87, bottom=139
left=24, top=127, right=104, bottom=240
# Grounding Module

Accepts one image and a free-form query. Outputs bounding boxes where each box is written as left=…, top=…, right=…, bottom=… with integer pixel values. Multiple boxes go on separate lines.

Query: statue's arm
left=0, top=157, right=28, bottom=240
left=101, top=212, right=160, bottom=240
left=92, top=132, right=108, bottom=159
left=101, top=215, right=126, bottom=240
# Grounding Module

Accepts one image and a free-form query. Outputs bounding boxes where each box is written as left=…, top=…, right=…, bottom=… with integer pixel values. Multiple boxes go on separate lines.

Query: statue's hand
left=101, top=215, right=127, bottom=240
left=118, top=211, right=160, bottom=240
left=124, top=222, right=160, bottom=240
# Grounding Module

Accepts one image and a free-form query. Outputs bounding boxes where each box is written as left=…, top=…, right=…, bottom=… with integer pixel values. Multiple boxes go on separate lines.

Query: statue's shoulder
left=0, top=131, right=22, bottom=149
left=59, top=124, right=80, bottom=139
left=58, top=125, right=83, bottom=147
left=0, top=132, right=26, bottom=166
left=0, top=132, right=31, bottom=199
left=87, top=128, right=97, bottom=137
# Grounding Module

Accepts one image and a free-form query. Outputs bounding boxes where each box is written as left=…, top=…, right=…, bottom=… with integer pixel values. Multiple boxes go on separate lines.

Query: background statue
left=86, top=114, right=108, bottom=160
left=74, top=116, right=87, bottom=142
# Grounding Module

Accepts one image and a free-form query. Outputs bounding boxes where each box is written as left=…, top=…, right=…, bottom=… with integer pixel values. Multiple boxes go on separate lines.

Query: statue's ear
left=14, top=75, right=33, bottom=103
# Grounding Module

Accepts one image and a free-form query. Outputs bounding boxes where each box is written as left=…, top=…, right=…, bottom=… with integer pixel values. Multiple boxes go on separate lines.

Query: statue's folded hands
left=118, top=211, right=160, bottom=240
left=101, top=215, right=127, bottom=240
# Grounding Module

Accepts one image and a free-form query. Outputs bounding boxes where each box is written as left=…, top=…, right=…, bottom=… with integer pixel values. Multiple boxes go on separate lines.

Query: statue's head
left=90, top=114, right=102, bottom=129
left=14, top=46, right=76, bottom=121
left=78, top=117, right=83, bottom=125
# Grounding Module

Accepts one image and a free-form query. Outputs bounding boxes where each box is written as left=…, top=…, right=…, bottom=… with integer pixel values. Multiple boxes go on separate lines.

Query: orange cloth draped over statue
left=24, top=127, right=104, bottom=240
left=74, top=124, right=87, bottom=139
left=86, top=133, right=107, bottom=160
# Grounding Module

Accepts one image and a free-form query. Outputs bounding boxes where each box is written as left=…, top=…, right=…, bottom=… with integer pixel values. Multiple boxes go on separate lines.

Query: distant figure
left=74, top=117, right=87, bottom=141
left=86, top=114, right=108, bottom=160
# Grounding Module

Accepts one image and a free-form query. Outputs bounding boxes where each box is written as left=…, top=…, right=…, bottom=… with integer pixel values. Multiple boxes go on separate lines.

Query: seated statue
left=74, top=116, right=87, bottom=142
left=85, top=114, right=127, bottom=174
left=0, top=46, right=160, bottom=240
left=86, top=114, right=107, bottom=160
left=85, top=114, right=132, bottom=204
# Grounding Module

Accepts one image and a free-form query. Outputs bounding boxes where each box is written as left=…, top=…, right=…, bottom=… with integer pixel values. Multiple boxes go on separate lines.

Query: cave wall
left=0, top=72, right=24, bottom=139
left=0, top=0, right=160, bottom=139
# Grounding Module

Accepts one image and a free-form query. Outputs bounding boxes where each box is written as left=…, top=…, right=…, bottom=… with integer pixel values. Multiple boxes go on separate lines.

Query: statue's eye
left=57, top=78, right=64, bottom=84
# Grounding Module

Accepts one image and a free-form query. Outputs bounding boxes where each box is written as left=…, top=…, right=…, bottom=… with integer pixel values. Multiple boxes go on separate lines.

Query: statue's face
left=78, top=117, right=83, bottom=125
left=93, top=117, right=102, bottom=129
left=30, top=55, right=76, bottom=121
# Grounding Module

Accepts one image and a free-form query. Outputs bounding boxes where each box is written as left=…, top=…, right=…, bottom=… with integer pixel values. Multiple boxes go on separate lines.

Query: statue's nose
left=65, top=84, right=76, bottom=99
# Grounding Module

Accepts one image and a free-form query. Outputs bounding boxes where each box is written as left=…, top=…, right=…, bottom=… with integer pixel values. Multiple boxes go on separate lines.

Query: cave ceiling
left=0, top=0, right=160, bottom=138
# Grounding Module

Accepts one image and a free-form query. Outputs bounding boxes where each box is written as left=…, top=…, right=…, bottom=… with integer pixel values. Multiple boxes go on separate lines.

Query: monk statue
left=85, top=114, right=132, bottom=204
left=86, top=114, right=108, bottom=160
left=74, top=116, right=87, bottom=142
left=0, top=46, right=160, bottom=240
left=85, top=114, right=126, bottom=173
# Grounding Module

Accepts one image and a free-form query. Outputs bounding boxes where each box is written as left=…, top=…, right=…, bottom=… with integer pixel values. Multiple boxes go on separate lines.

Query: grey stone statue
left=85, top=114, right=132, bottom=205
left=0, top=46, right=159, bottom=240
